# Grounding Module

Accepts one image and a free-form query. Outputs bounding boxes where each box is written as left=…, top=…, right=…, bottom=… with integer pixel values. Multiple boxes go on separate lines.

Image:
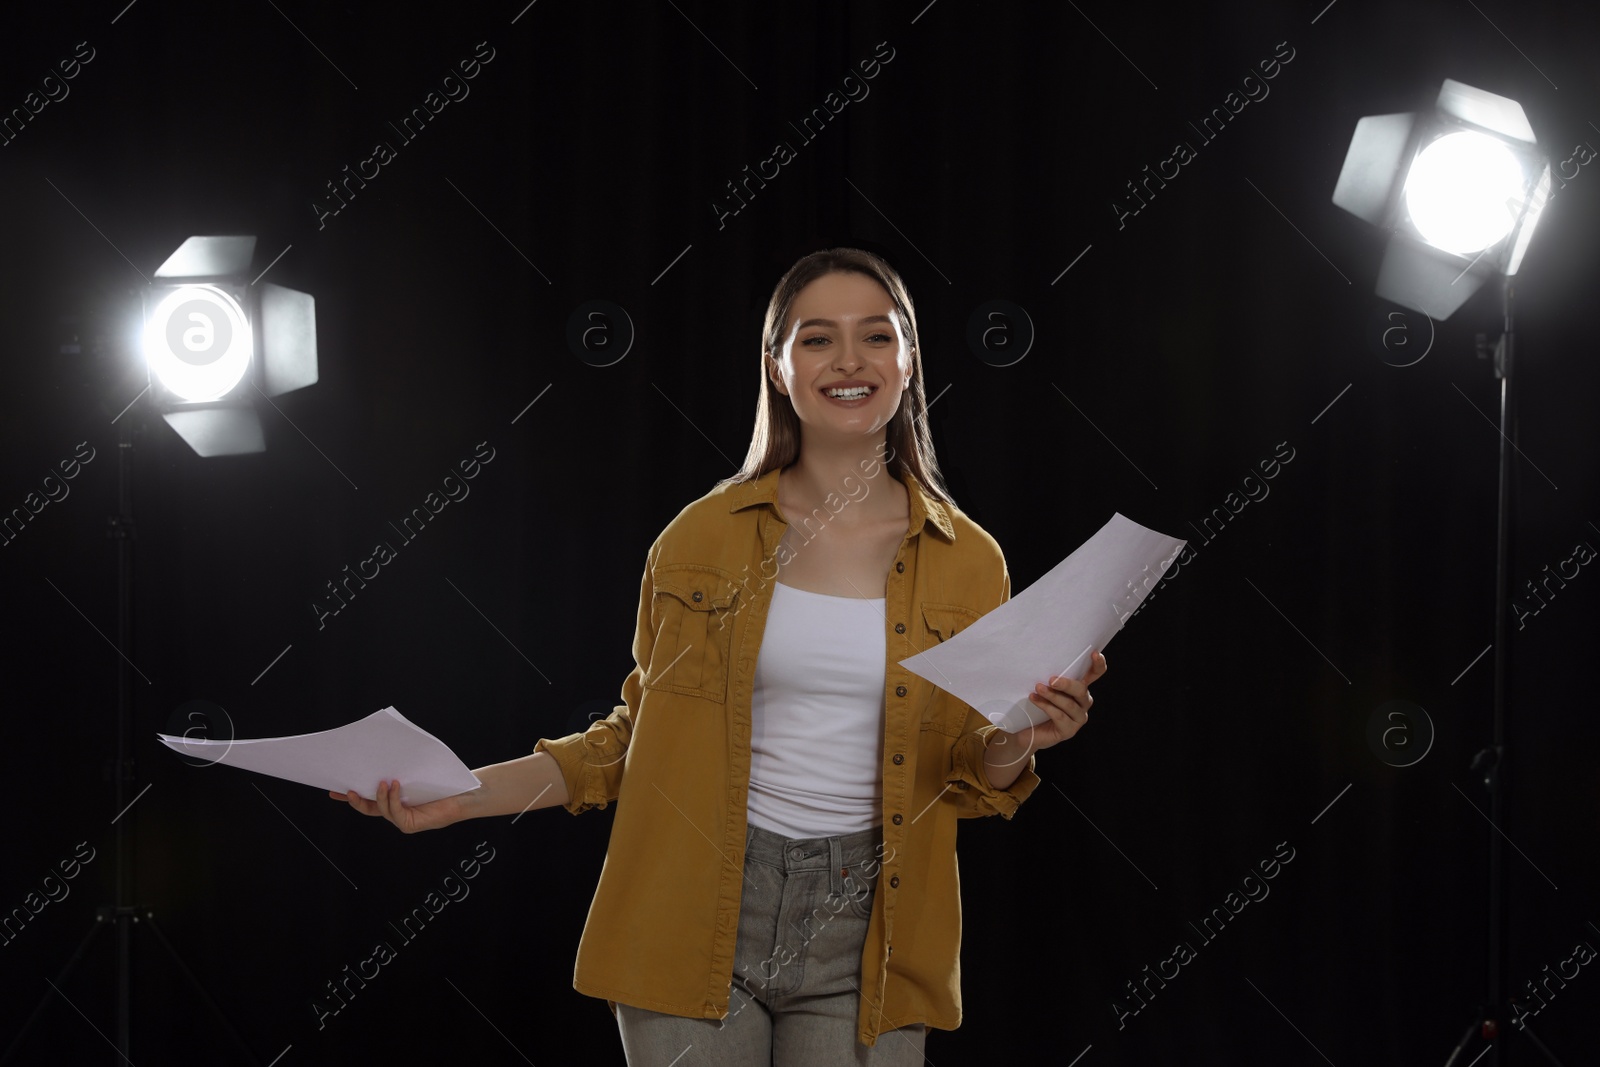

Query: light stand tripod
left=1439, top=278, right=1567, bottom=1067
left=1, top=366, right=261, bottom=1065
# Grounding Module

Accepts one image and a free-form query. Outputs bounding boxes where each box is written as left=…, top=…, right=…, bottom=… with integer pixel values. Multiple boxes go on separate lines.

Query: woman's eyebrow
left=793, top=313, right=896, bottom=329
left=795, top=315, right=894, bottom=330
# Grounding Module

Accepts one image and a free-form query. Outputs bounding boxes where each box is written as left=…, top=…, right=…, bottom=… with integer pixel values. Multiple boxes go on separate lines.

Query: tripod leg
left=1441, top=1011, right=1488, bottom=1067
left=0, top=909, right=111, bottom=1065
left=1515, top=1019, right=1569, bottom=1067
left=140, top=910, right=262, bottom=1065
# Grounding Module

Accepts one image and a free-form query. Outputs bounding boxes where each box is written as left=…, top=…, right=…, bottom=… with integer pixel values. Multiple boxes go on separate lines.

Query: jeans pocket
left=837, top=862, right=878, bottom=921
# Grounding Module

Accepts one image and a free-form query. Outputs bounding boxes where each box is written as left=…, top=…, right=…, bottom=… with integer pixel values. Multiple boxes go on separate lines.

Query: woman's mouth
left=821, top=385, right=876, bottom=405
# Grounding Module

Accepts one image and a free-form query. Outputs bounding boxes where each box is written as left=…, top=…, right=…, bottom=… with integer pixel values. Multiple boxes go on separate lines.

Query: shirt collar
left=725, top=462, right=956, bottom=543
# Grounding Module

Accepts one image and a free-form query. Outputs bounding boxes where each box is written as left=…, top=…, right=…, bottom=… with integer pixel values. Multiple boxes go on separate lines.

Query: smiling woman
left=334, top=247, right=1104, bottom=1064
left=724, top=247, right=945, bottom=509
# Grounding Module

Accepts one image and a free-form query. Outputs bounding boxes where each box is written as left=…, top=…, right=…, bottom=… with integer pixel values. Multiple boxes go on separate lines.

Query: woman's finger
left=336, top=789, right=374, bottom=817
left=1047, top=694, right=1085, bottom=732
left=1049, top=677, right=1092, bottom=709
left=383, top=780, right=410, bottom=831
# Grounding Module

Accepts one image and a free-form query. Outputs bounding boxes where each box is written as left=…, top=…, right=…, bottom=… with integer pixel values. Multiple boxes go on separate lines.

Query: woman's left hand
left=1015, top=651, right=1106, bottom=751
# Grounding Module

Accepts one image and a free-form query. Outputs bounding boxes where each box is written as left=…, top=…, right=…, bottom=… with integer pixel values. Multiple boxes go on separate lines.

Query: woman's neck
left=781, top=449, right=904, bottom=522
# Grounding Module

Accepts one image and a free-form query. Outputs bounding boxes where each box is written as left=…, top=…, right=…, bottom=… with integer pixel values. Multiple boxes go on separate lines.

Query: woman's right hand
left=328, top=779, right=469, bottom=834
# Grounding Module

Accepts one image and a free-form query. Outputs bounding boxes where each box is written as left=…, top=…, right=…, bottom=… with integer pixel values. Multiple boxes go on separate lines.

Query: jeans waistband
left=744, top=820, right=883, bottom=872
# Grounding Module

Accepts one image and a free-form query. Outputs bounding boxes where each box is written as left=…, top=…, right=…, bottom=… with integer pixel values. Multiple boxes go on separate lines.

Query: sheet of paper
left=156, top=706, right=482, bottom=806
left=898, top=513, right=1186, bottom=734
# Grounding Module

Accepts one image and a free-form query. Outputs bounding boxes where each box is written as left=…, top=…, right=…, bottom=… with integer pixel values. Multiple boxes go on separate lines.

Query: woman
left=332, top=247, right=1105, bottom=1064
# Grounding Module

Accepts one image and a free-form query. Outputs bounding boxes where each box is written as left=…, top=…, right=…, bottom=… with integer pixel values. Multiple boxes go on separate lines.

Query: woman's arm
left=455, top=750, right=572, bottom=819
left=331, top=750, right=572, bottom=832
left=982, top=729, right=1039, bottom=791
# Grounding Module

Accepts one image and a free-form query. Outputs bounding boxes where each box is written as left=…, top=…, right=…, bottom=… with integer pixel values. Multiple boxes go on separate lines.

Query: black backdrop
left=1, top=1, right=1597, bottom=1064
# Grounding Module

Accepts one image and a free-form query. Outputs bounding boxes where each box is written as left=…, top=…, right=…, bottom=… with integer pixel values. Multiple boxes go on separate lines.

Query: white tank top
left=746, top=581, right=886, bottom=838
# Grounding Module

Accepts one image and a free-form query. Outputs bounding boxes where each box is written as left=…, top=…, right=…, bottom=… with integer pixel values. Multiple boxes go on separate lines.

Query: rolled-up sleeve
left=944, top=714, right=1043, bottom=819
left=532, top=539, right=657, bottom=815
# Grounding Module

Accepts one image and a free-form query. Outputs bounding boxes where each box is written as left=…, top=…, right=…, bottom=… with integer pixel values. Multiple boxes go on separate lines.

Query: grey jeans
left=614, top=819, right=928, bottom=1066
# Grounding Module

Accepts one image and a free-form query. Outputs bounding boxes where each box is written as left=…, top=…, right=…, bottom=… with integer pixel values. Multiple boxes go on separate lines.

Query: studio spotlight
left=1332, top=78, right=1551, bottom=319
left=142, top=235, right=318, bottom=456
left=4, top=236, right=322, bottom=1063
left=1336, top=81, right=1570, bottom=1066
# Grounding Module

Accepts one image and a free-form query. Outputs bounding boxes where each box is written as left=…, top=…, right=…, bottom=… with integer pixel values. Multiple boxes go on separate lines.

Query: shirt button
left=891, top=813, right=902, bottom=825
left=892, top=753, right=904, bottom=765
left=895, top=685, right=906, bottom=697
left=889, top=875, right=900, bottom=888
left=895, top=561, right=904, bottom=573
left=894, top=622, right=905, bottom=634
left=692, top=590, right=703, bottom=602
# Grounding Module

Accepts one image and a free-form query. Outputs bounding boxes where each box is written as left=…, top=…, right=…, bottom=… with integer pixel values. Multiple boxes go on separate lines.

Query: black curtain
left=1, top=1, right=1597, bottom=1063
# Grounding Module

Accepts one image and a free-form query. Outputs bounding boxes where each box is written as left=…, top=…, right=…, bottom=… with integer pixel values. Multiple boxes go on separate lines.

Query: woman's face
left=767, top=271, right=913, bottom=442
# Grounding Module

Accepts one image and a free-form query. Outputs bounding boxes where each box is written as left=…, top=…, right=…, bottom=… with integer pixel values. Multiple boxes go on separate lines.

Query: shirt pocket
left=644, top=563, right=741, bottom=703
left=918, top=601, right=984, bottom=736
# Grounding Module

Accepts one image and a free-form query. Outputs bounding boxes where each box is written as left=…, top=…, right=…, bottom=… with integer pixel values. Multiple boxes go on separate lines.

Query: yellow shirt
left=532, top=462, right=1042, bottom=1047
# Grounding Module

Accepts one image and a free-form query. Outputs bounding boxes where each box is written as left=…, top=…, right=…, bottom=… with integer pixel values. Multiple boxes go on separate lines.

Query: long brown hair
left=713, top=247, right=954, bottom=505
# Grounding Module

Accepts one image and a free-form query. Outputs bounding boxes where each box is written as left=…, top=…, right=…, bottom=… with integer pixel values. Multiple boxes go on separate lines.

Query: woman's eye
left=800, top=333, right=893, bottom=346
